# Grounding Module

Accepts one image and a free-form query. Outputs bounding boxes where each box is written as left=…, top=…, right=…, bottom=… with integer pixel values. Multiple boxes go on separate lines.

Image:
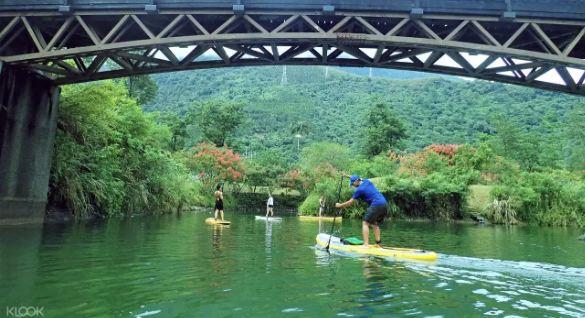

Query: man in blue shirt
left=335, top=175, right=388, bottom=247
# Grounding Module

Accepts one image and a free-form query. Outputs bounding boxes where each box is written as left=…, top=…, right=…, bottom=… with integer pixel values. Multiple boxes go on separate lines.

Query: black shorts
left=215, top=200, right=223, bottom=210
left=364, top=204, right=388, bottom=225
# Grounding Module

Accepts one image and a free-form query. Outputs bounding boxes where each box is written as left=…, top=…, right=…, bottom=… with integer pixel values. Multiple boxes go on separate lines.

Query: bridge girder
left=1, top=10, right=585, bottom=94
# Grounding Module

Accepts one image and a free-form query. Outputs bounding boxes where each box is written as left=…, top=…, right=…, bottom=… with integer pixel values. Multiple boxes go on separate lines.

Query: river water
left=1, top=212, right=584, bottom=318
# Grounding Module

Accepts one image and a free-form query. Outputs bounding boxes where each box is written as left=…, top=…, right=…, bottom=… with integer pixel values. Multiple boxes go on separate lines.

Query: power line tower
left=281, top=65, right=288, bottom=85
left=369, top=67, right=373, bottom=79
left=325, top=66, right=329, bottom=78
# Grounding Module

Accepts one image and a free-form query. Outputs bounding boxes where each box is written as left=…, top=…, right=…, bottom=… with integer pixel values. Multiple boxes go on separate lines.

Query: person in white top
left=266, top=194, right=274, bottom=218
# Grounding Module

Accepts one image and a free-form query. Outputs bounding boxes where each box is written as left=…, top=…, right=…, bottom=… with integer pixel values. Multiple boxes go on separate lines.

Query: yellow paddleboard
left=205, top=217, right=231, bottom=225
left=299, top=215, right=342, bottom=222
left=315, top=233, right=437, bottom=262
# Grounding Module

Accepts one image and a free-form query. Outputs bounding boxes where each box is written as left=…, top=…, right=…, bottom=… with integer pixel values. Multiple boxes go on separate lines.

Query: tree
left=290, top=121, right=311, bottom=153
left=186, top=142, right=244, bottom=186
left=125, top=75, right=158, bottom=105
left=489, top=116, right=539, bottom=171
left=192, top=100, right=245, bottom=147
left=50, top=81, right=194, bottom=217
left=157, top=111, right=188, bottom=151
left=299, top=142, right=352, bottom=190
left=362, top=102, right=407, bottom=157
left=300, top=142, right=352, bottom=173
left=244, top=149, right=288, bottom=190
left=564, top=107, right=585, bottom=170
left=290, top=121, right=311, bottom=136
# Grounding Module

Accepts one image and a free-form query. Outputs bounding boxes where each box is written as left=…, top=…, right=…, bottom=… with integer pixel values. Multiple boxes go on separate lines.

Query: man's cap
left=349, top=175, right=360, bottom=186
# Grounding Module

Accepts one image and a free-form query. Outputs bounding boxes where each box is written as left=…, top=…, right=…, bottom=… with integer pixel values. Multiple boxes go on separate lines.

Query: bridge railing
left=2, top=0, right=585, bottom=21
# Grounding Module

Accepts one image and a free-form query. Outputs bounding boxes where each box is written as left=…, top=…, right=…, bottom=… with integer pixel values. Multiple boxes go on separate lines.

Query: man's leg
left=214, top=209, right=218, bottom=220
left=362, top=221, right=370, bottom=246
left=373, top=224, right=381, bottom=245
left=266, top=207, right=269, bottom=218
left=220, top=210, right=224, bottom=220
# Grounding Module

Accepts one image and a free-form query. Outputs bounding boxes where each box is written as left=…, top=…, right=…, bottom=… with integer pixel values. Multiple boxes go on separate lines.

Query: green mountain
left=146, top=66, right=585, bottom=158
left=336, top=66, right=453, bottom=80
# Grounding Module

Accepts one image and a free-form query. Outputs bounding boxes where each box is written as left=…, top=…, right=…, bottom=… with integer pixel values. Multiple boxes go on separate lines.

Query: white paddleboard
left=255, top=215, right=283, bottom=222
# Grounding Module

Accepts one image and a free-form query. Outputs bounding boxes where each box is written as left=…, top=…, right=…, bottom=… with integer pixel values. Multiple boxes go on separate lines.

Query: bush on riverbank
left=489, top=170, right=585, bottom=226
left=380, top=174, right=467, bottom=220
left=227, top=192, right=303, bottom=211
left=298, top=146, right=472, bottom=220
left=49, top=82, right=197, bottom=217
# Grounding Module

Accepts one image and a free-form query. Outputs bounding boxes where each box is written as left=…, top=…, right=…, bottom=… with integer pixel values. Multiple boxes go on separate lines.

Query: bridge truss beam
left=1, top=10, right=585, bottom=94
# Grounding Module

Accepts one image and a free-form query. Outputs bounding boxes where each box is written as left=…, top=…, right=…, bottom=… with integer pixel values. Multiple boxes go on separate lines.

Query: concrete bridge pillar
left=0, top=63, right=60, bottom=224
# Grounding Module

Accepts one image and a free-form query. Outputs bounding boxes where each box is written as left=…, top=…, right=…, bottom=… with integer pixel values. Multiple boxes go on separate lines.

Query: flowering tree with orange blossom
left=281, top=169, right=310, bottom=194
left=425, top=144, right=460, bottom=158
left=396, top=144, right=462, bottom=177
left=186, top=142, right=244, bottom=186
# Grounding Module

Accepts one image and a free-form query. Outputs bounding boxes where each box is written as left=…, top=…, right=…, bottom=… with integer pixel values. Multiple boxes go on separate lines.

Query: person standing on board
left=335, top=175, right=388, bottom=247
left=319, top=196, right=326, bottom=217
left=266, top=193, right=274, bottom=218
left=214, top=184, right=225, bottom=221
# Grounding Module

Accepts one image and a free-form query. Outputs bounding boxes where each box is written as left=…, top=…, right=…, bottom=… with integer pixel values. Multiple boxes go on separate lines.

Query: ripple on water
left=282, top=307, right=303, bottom=313
left=484, top=309, right=504, bottom=316
left=435, top=282, right=448, bottom=288
left=474, top=301, right=486, bottom=308
left=401, top=254, right=585, bottom=317
left=134, top=309, right=161, bottom=318
left=473, top=289, right=489, bottom=295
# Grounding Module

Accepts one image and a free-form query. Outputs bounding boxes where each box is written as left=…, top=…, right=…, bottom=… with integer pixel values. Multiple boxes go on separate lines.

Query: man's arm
left=335, top=198, right=355, bottom=209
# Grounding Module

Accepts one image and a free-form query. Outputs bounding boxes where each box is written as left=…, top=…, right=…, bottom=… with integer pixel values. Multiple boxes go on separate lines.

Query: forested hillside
left=146, top=66, right=584, bottom=159
left=49, top=66, right=585, bottom=225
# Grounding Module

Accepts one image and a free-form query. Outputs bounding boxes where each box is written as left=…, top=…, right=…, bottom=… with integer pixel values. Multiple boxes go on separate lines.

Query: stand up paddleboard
left=299, top=215, right=342, bottom=222
left=255, top=216, right=283, bottom=221
left=315, top=233, right=437, bottom=261
left=205, top=217, right=231, bottom=225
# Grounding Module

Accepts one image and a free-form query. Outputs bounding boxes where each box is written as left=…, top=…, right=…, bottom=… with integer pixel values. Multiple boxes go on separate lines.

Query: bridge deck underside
left=1, top=9, right=584, bottom=95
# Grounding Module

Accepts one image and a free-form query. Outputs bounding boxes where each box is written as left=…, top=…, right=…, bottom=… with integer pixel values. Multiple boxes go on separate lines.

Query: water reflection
left=0, top=224, right=43, bottom=310
left=360, top=259, right=391, bottom=304
left=211, top=224, right=225, bottom=250
left=265, top=221, right=272, bottom=272
left=313, top=246, right=334, bottom=267
left=265, top=220, right=272, bottom=250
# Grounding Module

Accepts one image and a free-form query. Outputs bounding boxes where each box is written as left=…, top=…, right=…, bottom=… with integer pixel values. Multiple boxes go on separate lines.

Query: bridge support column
left=0, top=63, right=60, bottom=224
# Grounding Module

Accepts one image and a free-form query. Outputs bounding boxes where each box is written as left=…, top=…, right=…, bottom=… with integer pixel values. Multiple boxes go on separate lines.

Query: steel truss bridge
left=3, top=1, right=585, bottom=224
left=1, top=1, right=585, bottom=95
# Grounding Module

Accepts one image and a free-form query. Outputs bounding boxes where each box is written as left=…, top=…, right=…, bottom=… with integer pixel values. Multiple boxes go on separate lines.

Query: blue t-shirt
left=351, top=179, right=387, bottom=207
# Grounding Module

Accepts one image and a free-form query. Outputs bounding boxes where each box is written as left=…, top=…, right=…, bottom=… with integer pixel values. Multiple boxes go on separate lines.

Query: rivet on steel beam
left=145, top=5, right=158, bottom=14
left=410, top=8, right=424, bottom=18
left=501, top=11, right=516, bottom=21
left=233, top=5, right=245, bottom=15
left=322, top=5, right=335, bottom=16
left=58, top=5, right=71, bottom=14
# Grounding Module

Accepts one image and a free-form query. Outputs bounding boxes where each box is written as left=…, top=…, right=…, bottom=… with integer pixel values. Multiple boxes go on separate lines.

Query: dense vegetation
left=147, top=66, right=582, bottom=156
left=48, top=66, right=585, bottom=227
left=49, top=81, right=200, bottom=217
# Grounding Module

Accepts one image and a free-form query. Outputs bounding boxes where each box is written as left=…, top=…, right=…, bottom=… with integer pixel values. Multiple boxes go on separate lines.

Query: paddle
left=326, top=174, right=344, bottom=251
